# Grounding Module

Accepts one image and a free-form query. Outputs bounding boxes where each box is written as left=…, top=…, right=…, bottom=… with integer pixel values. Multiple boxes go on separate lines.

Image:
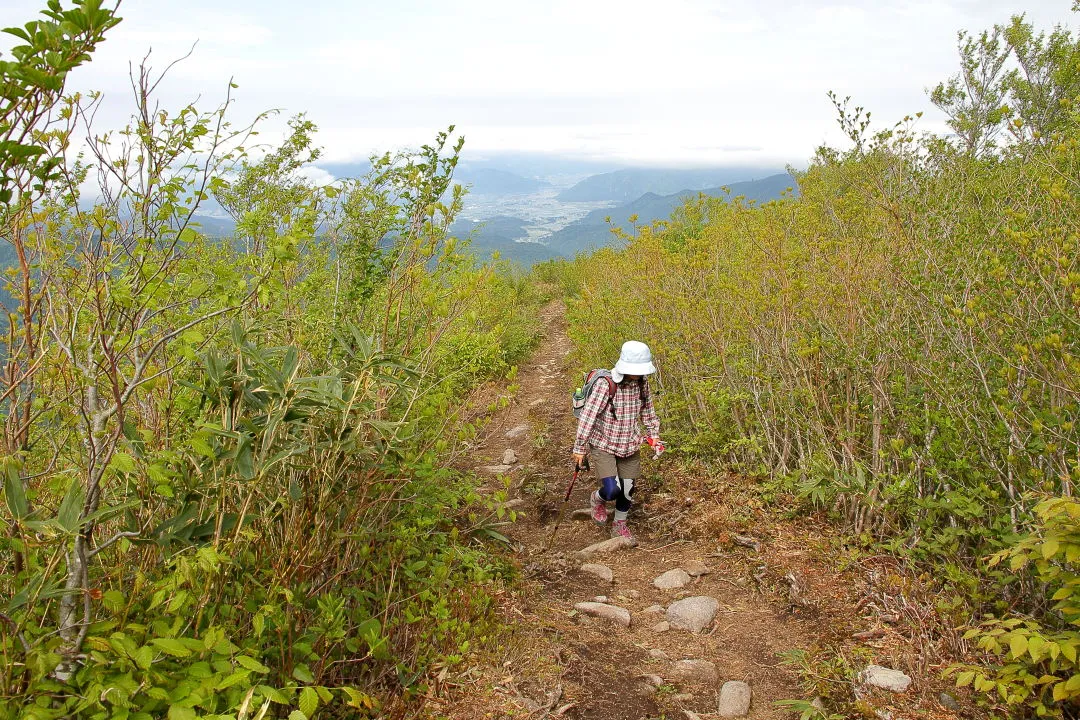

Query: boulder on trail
left=573, top=536, right=636, bottom=561
left=666, top=596, right=720, bottom=634
left=579, top=563, right=614, bottom=583
left=682, top=560, right=711, bottom=577
left=573, top=602, right=631, bottom=628
left=505, top=424, right=529, bottom=438
left=653, top=568, right=692, bottom=590
left=669, top=659, right=718, bottom=684
left=718, top=680, right=752, bottom=717
left=502, top=448, right=518, bottom=465
left=860, top=665, right=912, bottom=693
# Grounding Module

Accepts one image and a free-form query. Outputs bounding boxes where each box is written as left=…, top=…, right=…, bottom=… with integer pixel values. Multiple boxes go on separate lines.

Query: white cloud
left=1, top=0, right=1076, bottom=166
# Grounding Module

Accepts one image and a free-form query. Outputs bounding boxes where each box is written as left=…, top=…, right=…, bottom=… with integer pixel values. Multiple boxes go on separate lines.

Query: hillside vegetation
left=0, top=4, right=540, bottom=718
left=550, top=12, right=1080, bottom=718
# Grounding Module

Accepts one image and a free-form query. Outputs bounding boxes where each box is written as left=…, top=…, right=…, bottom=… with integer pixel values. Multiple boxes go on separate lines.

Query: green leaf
left=3, top=463, right=29, bottom=519
left=957, top=670, right=975, bottom=687
left=236, top=655, right=270, bottom=673
left=1010, top=634, right=1029, bottom=659
left=56, top=478, right=85, bottom=533
left=287, top=712, right=307, bottom=720
left=151, top=638, right=192, bottom=658
left=216, top=669, right=252, bottom=690
left=108, top=452, right=137, bottom=474
left=168, top=707, right=196, bottom=720
left=299, top=687, right=318, bottom=718
left=292, top=664, right=315, bottom=684
left=1043, top=537, right=1061, bottom=560
left=257, top=685, right=290, bottom=704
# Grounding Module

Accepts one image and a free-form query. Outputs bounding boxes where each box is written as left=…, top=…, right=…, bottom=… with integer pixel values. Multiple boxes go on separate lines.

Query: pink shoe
left=590, top=491, right=608, bottom=525
left=611, top=519, right=634, bottom=542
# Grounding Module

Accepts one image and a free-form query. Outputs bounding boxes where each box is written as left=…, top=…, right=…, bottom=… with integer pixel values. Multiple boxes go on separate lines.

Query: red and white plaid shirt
left=573, top=377, right=661, bottom=457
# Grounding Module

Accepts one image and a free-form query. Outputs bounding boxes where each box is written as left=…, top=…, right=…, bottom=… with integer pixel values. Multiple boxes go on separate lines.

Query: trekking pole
left=545, top=463, right=581, bottom=550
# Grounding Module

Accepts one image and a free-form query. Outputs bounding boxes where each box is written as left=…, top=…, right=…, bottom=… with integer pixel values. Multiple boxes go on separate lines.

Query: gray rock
left=639, top=673, right=664, bottom=688
left=505, top=424, right=529, bottom=438
left=651, top=621, right=671, bottom=633
left=500, top=498, right=525, bottom=510
left=669, top=659, right=718, bottom=684
left=580, top=563, right=614, bottom=583
left=718, top=680, right=752, bottom=717
left=666, top=596, right=720, bottom=634
left=682, top=560, right=711, bottom=577
left=653, top=568, right=693, bottom=590
left=482, top=464, right=513, bottom=474
left=644, top=604, right=666, bottom=615
left=732, top=534, right=761, bottom=551
left=649, top=648, right=669, bottom=660
left=573, top=602, right=631, bottom=628
left=672, top=693, right=696, bottom=703
left=574, top=536, right=636, bottom=561
left=502, top=448, right=518, bottom=465
left=626, top=589, right=641, bottom=599
left=592, top=595, right=609, bottom=603
left=939, top=692, right=960, bottom=711
left=860, top=665, right=912, bottom=693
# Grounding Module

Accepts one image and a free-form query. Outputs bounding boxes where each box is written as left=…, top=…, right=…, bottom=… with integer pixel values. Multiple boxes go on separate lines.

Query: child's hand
left=645, top=437, right=666, bottom=458
left=572, top=451, right=587, bottom=469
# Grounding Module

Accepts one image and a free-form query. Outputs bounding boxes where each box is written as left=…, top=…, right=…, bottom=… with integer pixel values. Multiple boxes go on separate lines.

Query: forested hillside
left=0, top=4, right=541, bottom=717
left=552, top=11, right=1080, bottom=717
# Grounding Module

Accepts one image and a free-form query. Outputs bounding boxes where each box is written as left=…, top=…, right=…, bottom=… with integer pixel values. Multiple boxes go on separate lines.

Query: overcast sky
left=2, top=0, right=1077, bottom=169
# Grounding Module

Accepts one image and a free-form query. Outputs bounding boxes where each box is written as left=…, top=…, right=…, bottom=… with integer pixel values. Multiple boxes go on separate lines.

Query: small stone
left=651, top=621, right=671, bottom=633
left=811, top=698, right=827, bottom=713
left=666, top=596, right=720, bottom=634
left=593, top=595, right=609, bottom=603
left=626, top=589, right=641, bottom=599
left=654, top=568, right=693, bottom=590
left=580, top=563, right=614, bottom=583
left=682, top=560, right=711, bottom=577
left=573, top=602, right=631, bottom=628
left=639, top=673, right=664, bottom=688
left=732, top=534, right=761, bottom=551
left=672, top=693, right=696, bottom=702
left=482, top=464, right=513, bottom=474
left=505, top=424, right=529, bottom=438
left=644, top=604, right=666, bottom=615
left=860, top=665, right=912, bottom=693
left=649, top=648, right=669, bottom=660
left=669, top=659, right=719, bottom=684
left=502, top=449, right=518, bottom=465
left=939, top=692, right=960, bottom=711
left=574, top=536, right=636, bottom=561
left=718, top=680, right=752, bottom=717
left=500, top=498, right=525, bottom=510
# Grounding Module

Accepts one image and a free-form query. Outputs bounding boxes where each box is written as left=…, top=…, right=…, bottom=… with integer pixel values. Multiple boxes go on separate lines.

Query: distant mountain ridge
left=556, top=166, right=785, bottom=203
left=543, top=172, right=797, bottom=256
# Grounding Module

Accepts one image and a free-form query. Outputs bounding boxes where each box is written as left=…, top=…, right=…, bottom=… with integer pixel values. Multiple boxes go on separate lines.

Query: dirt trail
left=440, top=303, right=942, bottom=720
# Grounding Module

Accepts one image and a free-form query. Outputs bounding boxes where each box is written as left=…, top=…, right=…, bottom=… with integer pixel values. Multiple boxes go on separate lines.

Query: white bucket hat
left=611, top=340, right=656, bottom=382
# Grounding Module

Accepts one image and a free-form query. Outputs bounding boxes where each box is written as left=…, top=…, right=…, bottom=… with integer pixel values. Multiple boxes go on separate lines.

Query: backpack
left=572, top=369, right=617, bottom=419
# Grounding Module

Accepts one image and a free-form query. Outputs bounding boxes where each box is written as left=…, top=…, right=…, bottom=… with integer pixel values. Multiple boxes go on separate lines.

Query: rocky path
left=439, top=303, right=927, bottom=720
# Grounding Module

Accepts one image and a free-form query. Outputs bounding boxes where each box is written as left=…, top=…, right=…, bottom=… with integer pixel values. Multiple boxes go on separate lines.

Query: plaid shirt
left=573, top=376, right=661, bottom=456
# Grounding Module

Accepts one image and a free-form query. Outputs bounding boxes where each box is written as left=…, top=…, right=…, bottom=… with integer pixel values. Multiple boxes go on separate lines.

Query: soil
left=430, top=302, right=971, bottom=720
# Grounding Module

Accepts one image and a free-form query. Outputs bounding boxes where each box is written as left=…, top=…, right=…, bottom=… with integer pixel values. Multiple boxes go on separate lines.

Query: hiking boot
left=611, top=519, right=634, bottom=542
left=590, top=491, right=608, bottom=525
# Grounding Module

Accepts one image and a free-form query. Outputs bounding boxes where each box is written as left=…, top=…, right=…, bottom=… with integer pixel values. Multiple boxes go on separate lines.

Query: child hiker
left=572, top=340, right=665, bottom=542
